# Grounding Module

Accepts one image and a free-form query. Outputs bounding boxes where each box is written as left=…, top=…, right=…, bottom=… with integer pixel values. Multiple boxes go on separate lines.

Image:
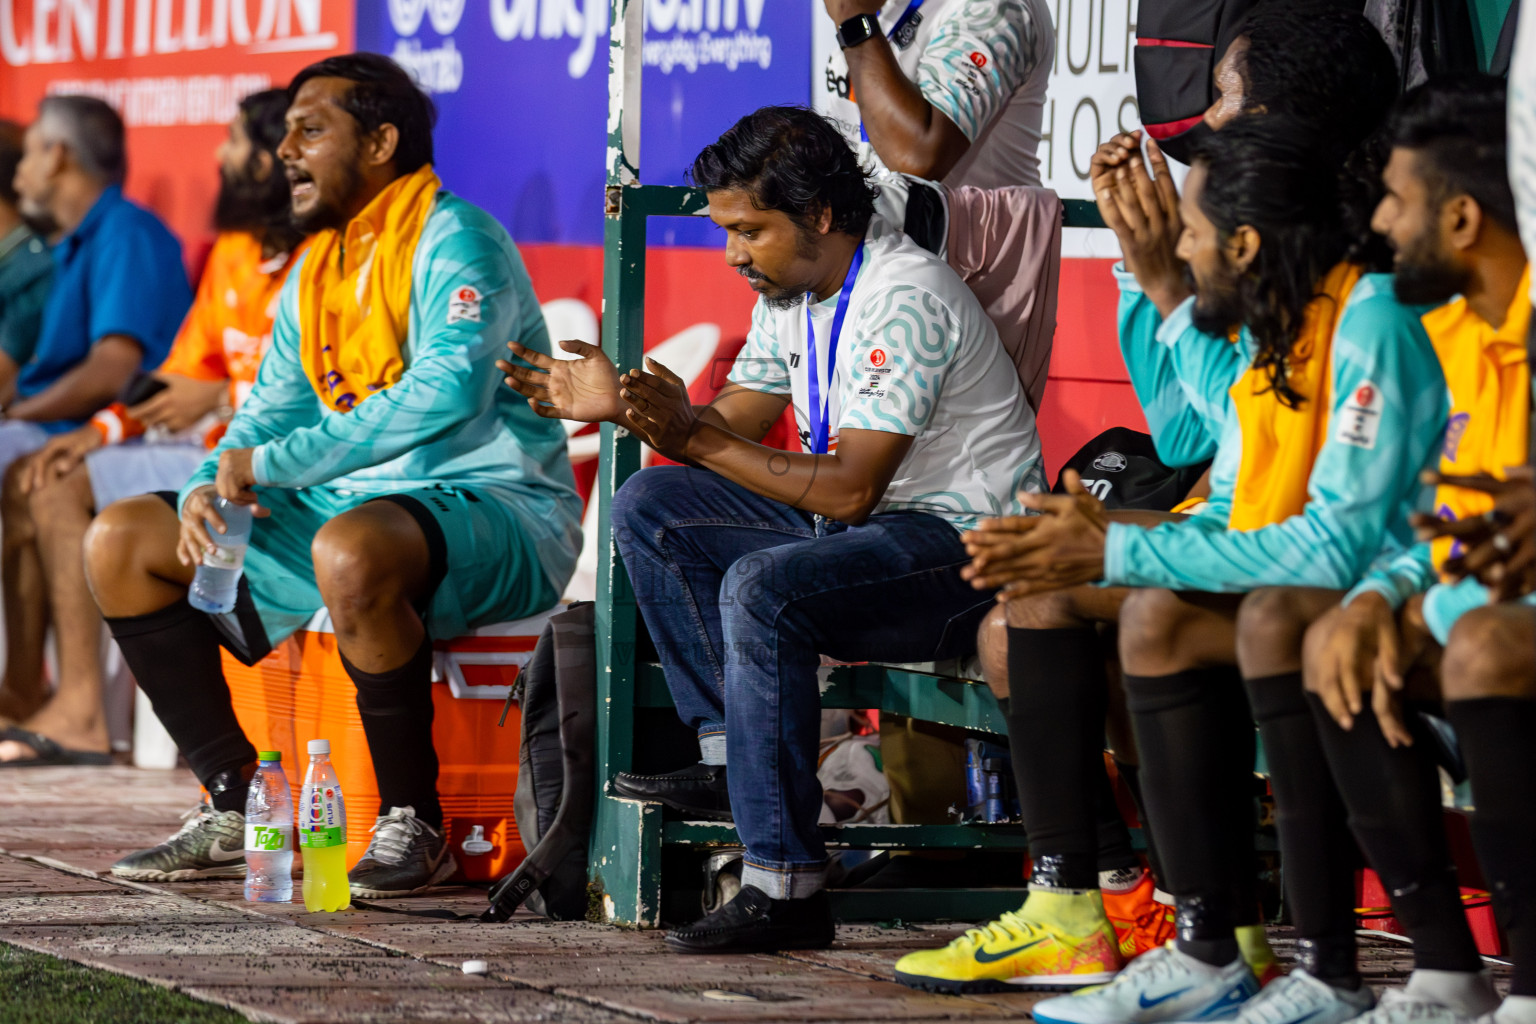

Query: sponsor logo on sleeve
left=968, top=51, right=987, bottom=68
left=448, top=285, right=482, bottom=325
left=1335, top=380, right=1384, bottom=450
left=857, top=348, right=893, bottom=398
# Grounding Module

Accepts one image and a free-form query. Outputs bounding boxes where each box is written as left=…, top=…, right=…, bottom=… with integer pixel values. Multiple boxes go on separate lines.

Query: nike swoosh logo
left=973, top=938, right=1047, bottom=964
left=1139, top=987, right=1193, bottom=1008
left=207, top=839, right=245, bottom=862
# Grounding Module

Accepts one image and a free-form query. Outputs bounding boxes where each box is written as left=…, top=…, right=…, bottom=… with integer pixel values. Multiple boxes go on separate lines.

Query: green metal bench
left=584, top=0, right=1109, bottom=928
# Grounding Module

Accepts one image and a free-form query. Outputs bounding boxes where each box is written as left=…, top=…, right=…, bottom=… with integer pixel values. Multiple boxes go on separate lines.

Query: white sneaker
left=1234, top=970, right=1375, bottom=1024
left=1354, top=989, right=1480, bottom=1024
left=1031, top=944, right=1259, bottom=1024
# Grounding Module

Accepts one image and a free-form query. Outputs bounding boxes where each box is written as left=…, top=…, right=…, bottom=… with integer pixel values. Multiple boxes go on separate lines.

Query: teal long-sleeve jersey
left=1108, top=268, right=1447, bottom=593
left=181, top=191, right=583, bottom=600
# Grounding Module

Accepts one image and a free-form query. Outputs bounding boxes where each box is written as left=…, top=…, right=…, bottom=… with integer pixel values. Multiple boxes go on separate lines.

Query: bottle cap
left=258, top=750, right=281, bottom=762
left=307, top=739, right=330, bottom=756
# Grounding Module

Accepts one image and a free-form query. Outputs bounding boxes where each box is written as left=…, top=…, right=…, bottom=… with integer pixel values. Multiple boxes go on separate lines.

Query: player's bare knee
left=1003, top=587, right=1080, bottom=629
left=312, top=522, right=401, bottom=631
left=83, top=496, right=169, bottom=593
left=1442, top=606, right=1536, bottom=700
left=1236, top=588, right=1308, bottom=676
left=1118, top=588, right=1184, bottom=667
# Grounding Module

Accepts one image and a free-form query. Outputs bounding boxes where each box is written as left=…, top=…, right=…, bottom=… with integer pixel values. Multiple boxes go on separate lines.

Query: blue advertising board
left=356, top=0, right=812, bottom=248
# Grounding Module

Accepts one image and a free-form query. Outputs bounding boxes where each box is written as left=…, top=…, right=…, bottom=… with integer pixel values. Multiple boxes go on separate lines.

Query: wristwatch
left=836, top=13, right=881, bottom=49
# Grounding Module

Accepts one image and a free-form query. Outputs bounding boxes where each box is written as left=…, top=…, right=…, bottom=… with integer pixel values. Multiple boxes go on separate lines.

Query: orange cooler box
left=222, top=607, right=556, bottom=881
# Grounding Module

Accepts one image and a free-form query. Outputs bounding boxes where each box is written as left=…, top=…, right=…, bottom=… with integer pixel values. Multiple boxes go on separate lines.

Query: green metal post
left=588, top=0, right=662, bottom=927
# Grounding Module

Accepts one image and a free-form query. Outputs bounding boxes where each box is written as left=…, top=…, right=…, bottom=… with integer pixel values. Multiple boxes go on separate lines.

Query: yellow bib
left=1226, top=263, right=1364, bottom=531
left=297, top=165, right=441, bottom=412
left=1422, top=264, right=1532, bottom=573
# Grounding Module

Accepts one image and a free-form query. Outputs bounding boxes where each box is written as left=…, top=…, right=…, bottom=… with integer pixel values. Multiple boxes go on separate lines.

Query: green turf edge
left=0, top=940, right=250, bottom=1024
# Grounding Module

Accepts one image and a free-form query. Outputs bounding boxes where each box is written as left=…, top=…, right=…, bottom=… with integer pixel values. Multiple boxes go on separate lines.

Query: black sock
left=1114, top=759, right=1167, bottom=888
left=1446, top=697, right=1536, bottom=995
left=1307, top=694, right=1483, bottom=973
left=1208, top=669, right=1262, bottom=926
left=106, top=600, right=256, bottom=812
left=1125, top=667, right=1248, bottom=965
left=1247, top=673, right=1359, bottom=985
left=342, top=636, right=442, bottom=831
left=1006, top=626, right=1109, bottom=889
left=1095, top=767, right=1141, bottom=875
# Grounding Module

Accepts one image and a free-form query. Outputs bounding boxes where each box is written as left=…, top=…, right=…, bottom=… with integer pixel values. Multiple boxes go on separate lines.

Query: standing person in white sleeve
left=820, top=0, right=1063, bottom=874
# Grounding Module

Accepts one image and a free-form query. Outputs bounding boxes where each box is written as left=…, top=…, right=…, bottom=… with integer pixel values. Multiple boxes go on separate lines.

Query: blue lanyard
left=857, top=0, right=927, bottom=142
left=806, top=242, right=865, bottom=454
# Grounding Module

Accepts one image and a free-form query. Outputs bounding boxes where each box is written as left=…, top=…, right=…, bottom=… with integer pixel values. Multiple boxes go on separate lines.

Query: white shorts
left=85, top=442, right=208, bottom=511
left=0, top=420, right=48, bottom=480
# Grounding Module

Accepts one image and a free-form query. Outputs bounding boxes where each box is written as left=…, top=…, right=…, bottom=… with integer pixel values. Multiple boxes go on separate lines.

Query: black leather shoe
left=610, top=763, right=733, bottom=820
left=665, top=885, right=834, bottom=954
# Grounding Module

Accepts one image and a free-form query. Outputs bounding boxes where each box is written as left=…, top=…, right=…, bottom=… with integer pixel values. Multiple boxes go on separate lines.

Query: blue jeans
left=612, top=466, right=995, bottom=898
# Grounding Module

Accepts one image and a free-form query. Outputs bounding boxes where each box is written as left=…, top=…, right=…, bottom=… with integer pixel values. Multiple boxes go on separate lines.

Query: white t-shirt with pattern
left=820, top=0, right=1054, bottom=190
left=727, top=220, right=1044, bottom=531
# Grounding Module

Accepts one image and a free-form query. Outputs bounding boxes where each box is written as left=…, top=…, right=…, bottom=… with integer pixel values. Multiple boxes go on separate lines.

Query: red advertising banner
left=0, top=0, right=352, bottom=264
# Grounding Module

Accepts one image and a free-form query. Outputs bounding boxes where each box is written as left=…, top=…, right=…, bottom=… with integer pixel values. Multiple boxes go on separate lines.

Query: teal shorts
left=1423, top=575, right=1536, bottom=646
left=173, top=482, right=558, bottom=656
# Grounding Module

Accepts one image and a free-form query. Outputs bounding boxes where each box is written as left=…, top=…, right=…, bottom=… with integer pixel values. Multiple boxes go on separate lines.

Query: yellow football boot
left=893, top=889, right=1126, bottom=994
left=1236, top=923, right=1282, bottom=987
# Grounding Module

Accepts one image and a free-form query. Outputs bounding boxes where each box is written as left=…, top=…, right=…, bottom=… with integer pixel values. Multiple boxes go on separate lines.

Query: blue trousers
left=612, top=466, right=994, bottom=897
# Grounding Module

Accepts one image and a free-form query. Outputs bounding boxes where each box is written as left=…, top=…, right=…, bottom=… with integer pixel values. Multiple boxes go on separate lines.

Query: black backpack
left=1053, top=427, right=1211, bottom=512
left=484, top=603, right=596, bottom=922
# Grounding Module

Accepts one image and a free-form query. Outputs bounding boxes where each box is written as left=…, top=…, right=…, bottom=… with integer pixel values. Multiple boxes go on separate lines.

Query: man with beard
left=1302, top=76, right=1531, bottom=1024
left=0, top=90, right=303, bottom=766
left=950, top=120, right=1466, bottom=1024
left=2, top=94, right=188, bottom=505
left=502, top=105, right=1042, bottom=953
left=0, top=121, right=52, bottom=407
left=893, top=2, right=1404, bottom=996
left=86, top=53, right=580, bottom=895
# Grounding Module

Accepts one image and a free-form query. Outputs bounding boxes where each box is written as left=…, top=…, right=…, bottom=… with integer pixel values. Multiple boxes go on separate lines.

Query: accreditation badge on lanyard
left=857, top=0, right=927, bottom=142
left=806, top=243, right=866, bottom=455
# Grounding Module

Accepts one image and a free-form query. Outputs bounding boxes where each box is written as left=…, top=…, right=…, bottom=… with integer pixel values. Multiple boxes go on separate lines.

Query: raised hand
left=619, top=357, right=699, bottom=461
left=498, top=339, right=624, bottom=425
left=1093, top=133, right=1190, bottom=316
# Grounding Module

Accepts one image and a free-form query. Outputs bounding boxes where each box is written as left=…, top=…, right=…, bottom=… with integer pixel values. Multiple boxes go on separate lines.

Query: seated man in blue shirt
left=0, top=120, right=53, bottom=407
left=1, top=95, right=188, bottom=482
left=0, top=96, right=189, bottom=734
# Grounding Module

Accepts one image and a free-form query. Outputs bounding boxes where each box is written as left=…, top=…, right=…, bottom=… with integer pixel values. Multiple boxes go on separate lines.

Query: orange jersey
left=93, top=231, right=299, bottom=446
left=1422, top=264, right=1532, bottom=572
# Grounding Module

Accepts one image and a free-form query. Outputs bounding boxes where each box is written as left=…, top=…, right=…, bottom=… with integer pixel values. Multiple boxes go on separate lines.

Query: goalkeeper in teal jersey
left=83, top=55, right=579, bottom=901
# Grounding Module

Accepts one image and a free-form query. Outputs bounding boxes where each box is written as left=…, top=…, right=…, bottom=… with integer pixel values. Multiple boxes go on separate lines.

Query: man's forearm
left=842, top=33, right=967, bottom=179
left=9, top=360, right=137, bottom=422
left=683, top=421, right=884, bottom=524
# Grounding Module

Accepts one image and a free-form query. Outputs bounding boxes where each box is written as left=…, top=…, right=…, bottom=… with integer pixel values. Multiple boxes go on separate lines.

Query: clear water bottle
left=300, top=739, right=351, bottom=912
left=245, top=751, right=294, bottom=902
left=188, top=497, right=253, bottom=614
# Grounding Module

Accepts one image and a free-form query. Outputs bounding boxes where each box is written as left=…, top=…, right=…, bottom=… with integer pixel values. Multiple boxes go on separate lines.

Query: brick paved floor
left=0, top=765, right=1500, bottom=1024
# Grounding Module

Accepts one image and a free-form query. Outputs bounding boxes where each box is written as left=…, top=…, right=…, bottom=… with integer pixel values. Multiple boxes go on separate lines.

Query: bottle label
left=246, top=824, right=291, bottom=852
left=299, top=826, right=345, bottom=848
left=301, top=783, right=345, bottom=848
left=202, top=543, right=245, bottom=571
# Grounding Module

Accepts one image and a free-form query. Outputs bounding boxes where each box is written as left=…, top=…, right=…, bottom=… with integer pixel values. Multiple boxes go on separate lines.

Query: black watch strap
left=837, top=13, right=881, bottom=49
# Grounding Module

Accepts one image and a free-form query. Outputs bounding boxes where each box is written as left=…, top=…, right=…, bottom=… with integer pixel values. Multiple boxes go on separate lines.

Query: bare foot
left=0, top=698, right=110, bottom=763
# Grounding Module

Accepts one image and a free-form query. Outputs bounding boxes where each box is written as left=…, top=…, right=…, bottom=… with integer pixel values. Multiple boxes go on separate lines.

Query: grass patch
left=0, top=941, right=249, bottom=1024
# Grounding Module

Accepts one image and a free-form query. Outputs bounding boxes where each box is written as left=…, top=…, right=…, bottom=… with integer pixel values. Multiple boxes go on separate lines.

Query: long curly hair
left=1191, top=120, right=1350, bottom=409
